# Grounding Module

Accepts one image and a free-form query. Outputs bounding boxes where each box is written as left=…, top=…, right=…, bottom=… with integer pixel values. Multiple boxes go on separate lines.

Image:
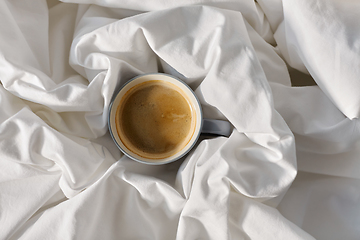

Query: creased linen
left=0, top=0, right=359, bottom=239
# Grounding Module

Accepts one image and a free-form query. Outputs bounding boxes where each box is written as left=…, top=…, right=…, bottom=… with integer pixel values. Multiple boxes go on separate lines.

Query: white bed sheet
left=0, top=0, right=359, bottom=239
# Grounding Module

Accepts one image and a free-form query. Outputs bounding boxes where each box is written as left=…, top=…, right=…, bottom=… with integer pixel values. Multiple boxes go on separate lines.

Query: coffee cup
left=108, top=73, right=231, bottom=165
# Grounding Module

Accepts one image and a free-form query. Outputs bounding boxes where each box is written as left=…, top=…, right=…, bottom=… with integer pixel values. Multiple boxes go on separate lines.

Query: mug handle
left=201, top=119, right=232, bottom=137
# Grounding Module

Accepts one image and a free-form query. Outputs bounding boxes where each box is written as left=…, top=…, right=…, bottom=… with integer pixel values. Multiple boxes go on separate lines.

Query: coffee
left=115, top=80, right=196, bottom=159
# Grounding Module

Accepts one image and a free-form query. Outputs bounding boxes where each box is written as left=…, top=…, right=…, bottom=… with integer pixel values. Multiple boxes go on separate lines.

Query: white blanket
left=1, top=0, right=359, bottom=239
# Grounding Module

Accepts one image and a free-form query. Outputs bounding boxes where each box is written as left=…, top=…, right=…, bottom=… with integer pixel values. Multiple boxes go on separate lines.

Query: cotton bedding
left=0, top=0, right=359, bottom=239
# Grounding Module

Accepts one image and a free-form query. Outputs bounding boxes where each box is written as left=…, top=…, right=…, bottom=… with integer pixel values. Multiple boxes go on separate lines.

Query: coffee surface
left=116, top=80, right=195, bottom=159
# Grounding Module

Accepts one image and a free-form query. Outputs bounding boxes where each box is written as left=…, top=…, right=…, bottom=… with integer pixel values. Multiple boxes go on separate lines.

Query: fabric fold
left=276, top=0, right=360, bottom=119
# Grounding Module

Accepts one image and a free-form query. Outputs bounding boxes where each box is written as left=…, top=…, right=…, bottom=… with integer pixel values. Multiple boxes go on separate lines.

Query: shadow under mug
left=108, top=73, right=232, bottom=165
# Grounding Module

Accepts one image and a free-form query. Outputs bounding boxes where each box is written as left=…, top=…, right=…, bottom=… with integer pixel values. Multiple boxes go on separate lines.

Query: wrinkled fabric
left=0, top=0, right=359, bottom=239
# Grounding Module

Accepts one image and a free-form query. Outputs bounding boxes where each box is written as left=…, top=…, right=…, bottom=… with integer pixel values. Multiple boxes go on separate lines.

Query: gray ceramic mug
left=108, top=73, right=231, bottom=165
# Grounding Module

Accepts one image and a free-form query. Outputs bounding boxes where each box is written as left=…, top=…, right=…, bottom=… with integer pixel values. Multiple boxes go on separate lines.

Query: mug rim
left=108, top=73, right=203, bottom=165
